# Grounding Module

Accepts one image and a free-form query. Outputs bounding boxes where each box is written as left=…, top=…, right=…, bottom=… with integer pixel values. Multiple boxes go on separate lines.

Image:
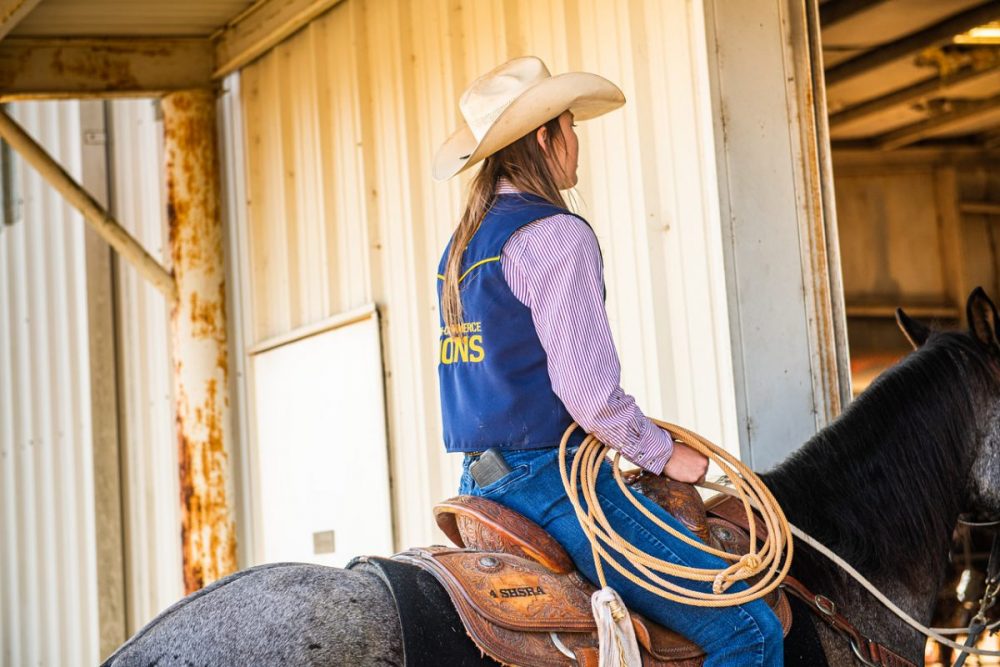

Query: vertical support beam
left=79, top=100, right=127, bottom=661
left=934, top=166, right=966, bottom=314
left=704, top=0, right=850, bottom=469
left=162, top=89, right=237, bottom=593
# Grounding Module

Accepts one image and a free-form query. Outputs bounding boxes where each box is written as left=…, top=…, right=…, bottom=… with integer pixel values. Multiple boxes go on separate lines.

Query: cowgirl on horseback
left=434, top=56, right=784, bottom=666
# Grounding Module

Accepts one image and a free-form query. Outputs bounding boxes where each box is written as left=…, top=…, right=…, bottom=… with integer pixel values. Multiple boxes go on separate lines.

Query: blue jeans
left=459, top=447, right=784, bottom=667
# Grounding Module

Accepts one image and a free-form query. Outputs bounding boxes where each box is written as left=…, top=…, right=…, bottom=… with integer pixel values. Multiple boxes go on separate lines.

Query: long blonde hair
left=442, top=117, right=568, bottom=334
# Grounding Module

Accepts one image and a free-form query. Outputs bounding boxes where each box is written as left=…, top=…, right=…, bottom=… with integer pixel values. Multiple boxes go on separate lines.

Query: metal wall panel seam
left=11, top=201, right=33, bottom=665
left=42, top=101, right=71, bottom=667
left=218, top=73, right=255, bottom=569
left=223, top=72, right=269, bottom=567
left=778, top=0, right=844, bottom=426
left=1, top=99, right=100, bottom=665
left=25, top=103, right=56, bottom=666
left=685, top=0, right=740, bottom=449
left=108, top=99, right=182, bottom=632
left=0, top=105, right=19, bottom=667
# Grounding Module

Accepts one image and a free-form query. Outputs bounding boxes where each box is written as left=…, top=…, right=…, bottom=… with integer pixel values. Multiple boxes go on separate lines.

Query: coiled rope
left=558, top=419, right=794, bottom=607
left=560, top=420, right=1000, bottom=660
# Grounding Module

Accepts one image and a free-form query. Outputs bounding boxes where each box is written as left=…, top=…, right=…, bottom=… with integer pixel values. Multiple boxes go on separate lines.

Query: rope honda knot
left=713, top=553, right=763, bottom=594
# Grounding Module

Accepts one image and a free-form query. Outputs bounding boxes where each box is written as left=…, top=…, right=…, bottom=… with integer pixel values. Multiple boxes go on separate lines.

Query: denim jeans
left=459, top=447, right=784, bottom=667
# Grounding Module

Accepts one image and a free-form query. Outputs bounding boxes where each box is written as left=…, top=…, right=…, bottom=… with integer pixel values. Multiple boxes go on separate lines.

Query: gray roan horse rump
left=102, top=288, right=1000, bottom=666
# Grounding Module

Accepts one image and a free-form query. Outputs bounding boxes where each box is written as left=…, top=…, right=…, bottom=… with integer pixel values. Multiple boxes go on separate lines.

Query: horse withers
left=102, top=288, right=1000, bottom=666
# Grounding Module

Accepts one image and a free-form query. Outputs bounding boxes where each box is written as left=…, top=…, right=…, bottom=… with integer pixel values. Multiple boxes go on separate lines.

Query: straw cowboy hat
left=433, top=56, right=625, bottom=181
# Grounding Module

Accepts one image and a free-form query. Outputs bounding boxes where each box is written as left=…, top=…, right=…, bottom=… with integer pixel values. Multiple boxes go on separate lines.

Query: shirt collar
left=496, top=177, right=521, bottom=195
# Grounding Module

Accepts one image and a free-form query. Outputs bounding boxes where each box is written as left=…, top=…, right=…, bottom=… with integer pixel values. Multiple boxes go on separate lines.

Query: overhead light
left=954, top=21, right=1000, bottom=45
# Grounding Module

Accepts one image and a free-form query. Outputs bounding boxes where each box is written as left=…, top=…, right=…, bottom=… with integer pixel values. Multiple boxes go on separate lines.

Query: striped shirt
left=497, top=180, right=673, bottom=474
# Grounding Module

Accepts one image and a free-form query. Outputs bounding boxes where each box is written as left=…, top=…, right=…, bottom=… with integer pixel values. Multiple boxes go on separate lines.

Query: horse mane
left=762, top=330, right=997, bottom=586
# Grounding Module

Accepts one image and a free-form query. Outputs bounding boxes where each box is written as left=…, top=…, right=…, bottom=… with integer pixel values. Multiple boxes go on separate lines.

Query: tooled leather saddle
left=392, top=472, right=792, bottom=667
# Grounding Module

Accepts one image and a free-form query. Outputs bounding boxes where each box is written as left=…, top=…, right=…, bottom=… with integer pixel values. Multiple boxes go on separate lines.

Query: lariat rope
left=559, top=419, right=793, bottom=607
left=560, top=420, right=1000, bottom=659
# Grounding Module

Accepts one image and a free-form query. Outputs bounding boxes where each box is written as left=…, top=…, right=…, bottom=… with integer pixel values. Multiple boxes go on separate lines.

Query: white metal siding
left=0, top=101, right=100, bottom=666
left=237, top=0, right=736, bottom=551
left=107, top=99, right=185, bottom=632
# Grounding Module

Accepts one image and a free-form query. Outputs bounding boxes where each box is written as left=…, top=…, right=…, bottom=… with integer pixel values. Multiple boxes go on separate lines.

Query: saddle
left=394, top=474, right=792, bottom=667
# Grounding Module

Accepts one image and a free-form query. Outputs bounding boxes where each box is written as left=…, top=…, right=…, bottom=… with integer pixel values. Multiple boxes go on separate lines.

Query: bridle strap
left=952, top=531, right=1000, bottom=667
left=780, top=576, right=918, bottom=667
left=706, top=498, right=944, bottom=667
left=709, top=492, right=1000, bottom=659
left=709, top=496, right=916, bottom=665
left=951, top=621, right=986, bottom=667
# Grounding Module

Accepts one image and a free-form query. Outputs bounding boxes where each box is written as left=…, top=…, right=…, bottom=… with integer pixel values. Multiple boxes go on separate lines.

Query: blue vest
left=437, top=193, right=596, bottom=453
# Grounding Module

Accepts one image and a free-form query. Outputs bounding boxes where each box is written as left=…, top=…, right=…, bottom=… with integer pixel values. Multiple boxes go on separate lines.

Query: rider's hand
left=662, top=442, right=709, bottom=484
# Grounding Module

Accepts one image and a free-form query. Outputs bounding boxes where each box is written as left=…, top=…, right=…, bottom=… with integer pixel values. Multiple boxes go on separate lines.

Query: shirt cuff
left=622, top=420, right=674, bottom=474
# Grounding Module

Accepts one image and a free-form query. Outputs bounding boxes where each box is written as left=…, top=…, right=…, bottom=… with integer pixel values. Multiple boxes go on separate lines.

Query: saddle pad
left=347, top=555, right=499, bottom=667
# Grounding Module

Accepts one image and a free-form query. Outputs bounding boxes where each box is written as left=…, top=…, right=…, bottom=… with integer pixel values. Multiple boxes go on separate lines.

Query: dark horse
left=102, top=289, right=1000, bottom=666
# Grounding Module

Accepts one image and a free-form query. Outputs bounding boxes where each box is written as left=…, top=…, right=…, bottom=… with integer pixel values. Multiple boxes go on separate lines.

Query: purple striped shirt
left=496, top=181, right=673, bottom=474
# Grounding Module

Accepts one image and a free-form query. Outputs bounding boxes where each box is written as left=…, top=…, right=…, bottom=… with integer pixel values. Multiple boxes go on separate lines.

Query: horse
left=101, top=288, right=1000, bottom=666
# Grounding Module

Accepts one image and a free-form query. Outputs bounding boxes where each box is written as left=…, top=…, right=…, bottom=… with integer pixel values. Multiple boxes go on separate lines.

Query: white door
left=250, top=305, right=393, bottom=566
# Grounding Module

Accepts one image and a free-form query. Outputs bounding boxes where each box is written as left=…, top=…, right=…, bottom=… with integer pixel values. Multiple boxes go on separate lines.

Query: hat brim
left=432, top=71, right=625, bottom=182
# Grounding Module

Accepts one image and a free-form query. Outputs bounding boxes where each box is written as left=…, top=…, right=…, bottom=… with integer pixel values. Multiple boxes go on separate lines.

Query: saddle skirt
left=397, top=475, right=791, bottom=667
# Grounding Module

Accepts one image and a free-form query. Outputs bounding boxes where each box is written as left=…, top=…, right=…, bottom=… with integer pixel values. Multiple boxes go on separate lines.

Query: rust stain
left=800, top=81, right=841, bottom=420
left=188, top=291, right=223, bottom=338
left=176, top=361, right=236, bottom=593
left=49, top=47, right=140, bottom=89
left=167, top=89, right=236, bottom=594
left=216, top=280, right=230, bottom=380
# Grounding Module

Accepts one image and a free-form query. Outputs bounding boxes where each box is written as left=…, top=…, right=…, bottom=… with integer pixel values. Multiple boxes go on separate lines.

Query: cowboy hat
left=432, top=56, right=625, bottom=181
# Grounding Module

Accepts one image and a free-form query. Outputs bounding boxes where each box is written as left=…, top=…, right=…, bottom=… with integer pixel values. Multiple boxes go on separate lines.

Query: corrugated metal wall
left=237, top=0, right=736, bottom=550
left=107, top=99, right=184, bottom=632
left=0, top=101, right=100, bottom=666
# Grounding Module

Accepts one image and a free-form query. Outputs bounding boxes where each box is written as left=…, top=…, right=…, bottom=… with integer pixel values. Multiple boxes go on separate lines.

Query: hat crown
left=460, top=56, right=551, bottom=142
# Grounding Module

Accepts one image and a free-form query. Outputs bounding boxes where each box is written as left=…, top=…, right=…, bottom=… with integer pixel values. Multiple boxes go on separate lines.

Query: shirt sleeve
left=501, top=214, right=674, bottom=474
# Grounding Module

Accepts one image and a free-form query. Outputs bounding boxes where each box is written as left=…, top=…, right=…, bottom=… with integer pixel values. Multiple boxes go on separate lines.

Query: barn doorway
left=820, top=2, right=1000, bottom=662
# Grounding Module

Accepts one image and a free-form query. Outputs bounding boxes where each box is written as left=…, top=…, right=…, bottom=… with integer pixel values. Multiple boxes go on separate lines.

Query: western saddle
left=393, top=472, right=792, bottom=667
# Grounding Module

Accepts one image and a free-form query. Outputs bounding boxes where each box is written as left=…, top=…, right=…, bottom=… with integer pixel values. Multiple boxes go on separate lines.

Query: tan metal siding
left=238, top=0, right=736, bottom=550
left=107, top=99, right=185, bottom=631
left=0, top=101, right=100, bottom=667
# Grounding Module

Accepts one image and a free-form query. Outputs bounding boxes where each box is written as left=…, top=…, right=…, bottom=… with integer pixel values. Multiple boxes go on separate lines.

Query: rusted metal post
left=162, top=89, right=237, bottom=593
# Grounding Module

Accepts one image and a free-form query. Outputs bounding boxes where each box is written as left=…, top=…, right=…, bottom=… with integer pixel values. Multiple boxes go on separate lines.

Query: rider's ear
left=967, top=287, right=1000, bottom=349
left=895, top=308, right=930, bottom=349
left=535, top=125, right=549, bottom=153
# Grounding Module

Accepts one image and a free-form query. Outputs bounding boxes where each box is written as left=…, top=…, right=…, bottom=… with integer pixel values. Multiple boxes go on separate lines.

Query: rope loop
left=559, top=419, right=794, bottom=608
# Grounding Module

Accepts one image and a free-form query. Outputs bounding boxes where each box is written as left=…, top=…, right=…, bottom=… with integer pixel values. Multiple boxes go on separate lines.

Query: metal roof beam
left=985, top=128, right=1000, bottom=149
left=825, top=2, right=1000, bottom=86
left=961, top=201, right=1000, bottom=215
left=820, top=0, right=892, bottom=28
left=876, top=92, right=1000, bottom=149
left=0, top=37, right=214, bottom=100
left=828, top=59, right=1000, bottom=128
left=0, top=0, right=42, bottom=41
left=213, top=0, right=344, bottom=79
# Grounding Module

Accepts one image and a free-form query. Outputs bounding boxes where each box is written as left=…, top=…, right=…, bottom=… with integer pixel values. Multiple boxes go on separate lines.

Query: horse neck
left=761, top=339, right=983, bottom=621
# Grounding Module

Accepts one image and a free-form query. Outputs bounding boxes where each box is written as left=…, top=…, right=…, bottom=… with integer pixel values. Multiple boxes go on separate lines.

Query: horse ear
left=967, top=287, right=1000, bottom=348
left=895, top=308, right=930, bottom=349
